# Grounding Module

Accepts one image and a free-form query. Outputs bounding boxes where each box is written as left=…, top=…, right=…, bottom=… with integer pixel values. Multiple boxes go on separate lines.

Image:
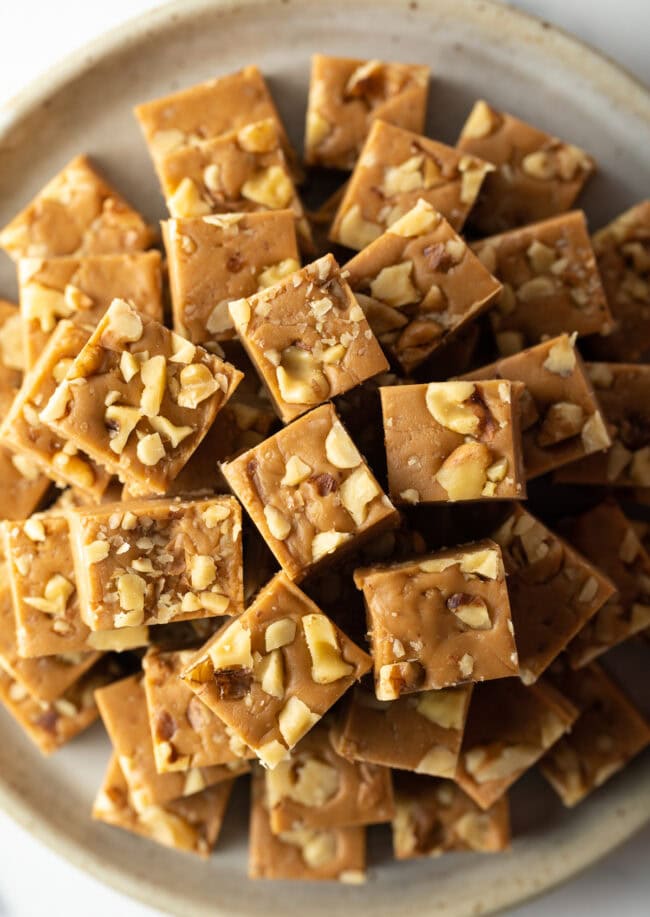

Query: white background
left=0, top=1, right=649, bottom=915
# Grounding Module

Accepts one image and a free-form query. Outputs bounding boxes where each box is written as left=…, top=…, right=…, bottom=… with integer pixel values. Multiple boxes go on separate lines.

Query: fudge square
left=355, top=540, right=519, bottom=698
left=40, top=299, right=242, bottom=494
left=329, top=120, right=493, bottom=250
left=228, top=254, right=388, bottom=423
left=331, top=683, right=473, bottom=778
left=473, top=211, right=612, bottom=356
left=343, top=199, right=502, bottom=373
left=540, top=662, right=650, bottom=807
left=0, top=155, right=152, bottom=262
left=163, top=211, right=299, bottom=345
left=380, top=380, right=526, bottom=505
left=392, top=774, right=511, bottom=859
left=461, top=334, right=611, bottom=479
left=67, top=495, right=243, bottom=630
left=304, top=55, right=430, bottom=170
left=491, top=505, right=616, bottom=685
left=0, top=447, right=51, bottom=522
left=457, top=100, right=595, bottom=235
left=181, top=572, right=372, bottom=769
left=222, top=403, right=398, bottom=581
left=455, top=678, right=578, bottom=810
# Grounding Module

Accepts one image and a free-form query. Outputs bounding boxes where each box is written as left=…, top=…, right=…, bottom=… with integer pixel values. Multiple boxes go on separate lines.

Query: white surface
left=0, top=1, right=648, bottom=915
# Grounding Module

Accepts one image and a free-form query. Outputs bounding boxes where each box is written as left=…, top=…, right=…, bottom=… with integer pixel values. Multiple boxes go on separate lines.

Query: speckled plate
left=0, top=1, right=649, bottom=914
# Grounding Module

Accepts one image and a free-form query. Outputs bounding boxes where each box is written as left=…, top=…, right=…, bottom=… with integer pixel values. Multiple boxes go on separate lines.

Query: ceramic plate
left=0, top=1, right=649, bottom=914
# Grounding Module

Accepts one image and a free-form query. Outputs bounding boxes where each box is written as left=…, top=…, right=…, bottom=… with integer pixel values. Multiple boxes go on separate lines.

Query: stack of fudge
left=0, top=55, right=648, bottom=878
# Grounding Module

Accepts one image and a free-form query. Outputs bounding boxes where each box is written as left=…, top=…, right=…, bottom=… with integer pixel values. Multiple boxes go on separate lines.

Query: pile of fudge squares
left=0, top=55, right=648, bottom=880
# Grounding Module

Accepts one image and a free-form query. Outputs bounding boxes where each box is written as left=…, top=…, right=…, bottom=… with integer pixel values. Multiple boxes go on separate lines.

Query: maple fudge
left=455, top=678, right=578, bottom=809
left=181, top=572, right=372, bottom=769
left=392, top=775, right=510, bottom=858
left=332, top=684, right=472, bottom=778
left=17, top=251, right=163, bottom=368
left=457, top=100, right=595, bottom=235
left=143, top=647, right=254, bottom=772
left=0, top=155, right=152, bottom=262
left=228, top=254, right=388, bottom=422
left=304, top=55, right=429, bottom=170
left=330, top=121, right=492, bottom=249
left=561, top=502, right=650, bottom=667
left=473, top=211, right=612, bottom=356
left=265, top=720, right=394, bottom=832
left=249, top=767, right=366, bottom=882
left=588, top=201, right=650, bottom=362
left=380, top=380, right=526, bottom=505
left=355, top=541, right=519, bottom=698
left=40, top=299, right=242, bottom=494
left=462, top=335, right=611, bottom=478
left=0, top=447, right=51, bottom=521
left=222, top=404, right=398, bottom=581
left=163, top=211, right=300, bottom=345
left=491, top=506, right=616, bottom=684
left=0, top=300, right=24, bottom=409
left=343, top=199, right=502, bottom=372
left=540, top=662, right=650, bottom=806
left=555, top=363, right=650, bottom=488
left=68, top=495, right=243, bottom=630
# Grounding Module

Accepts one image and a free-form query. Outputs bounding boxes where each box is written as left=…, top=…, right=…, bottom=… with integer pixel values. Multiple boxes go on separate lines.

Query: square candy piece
left=163, top=211, right=299, bottom=344
left=457, top=100, right=595, bottom=235
left=491, top=506, right=616, bottom=685
left=40, top=299, right=242, bottom=494
left=392, top=775, right=510, bottom=859
left=0, top=300, right=24, bottom=412
left=0, top=155, right=152, bottom=262
left=228, top=254, right=388, bottom=423
left=355, top=540, right=519, bottom=698
left=455, top=678, right=578, bottom=810
left=0, top=447, right=51, bottom=522
left=329, top=120, right=493, bottom=249
left=181, top=572, right=372, bottom=769
left=473, top=211, right=612, bottom=356
left=380, top=380, right=526, bottom=505
left=462, top=335, right=611, bottom=478
left=68, top=495, right=243, bottom=630
left=344, top=199, right=502, bottom=373
left=222, top=403, right=398, bottom=581
left=249, top=767, right=366, bottom=882
left=304, top=55, right=429, bottom=170
left=331, top=684, right=472, bottom=779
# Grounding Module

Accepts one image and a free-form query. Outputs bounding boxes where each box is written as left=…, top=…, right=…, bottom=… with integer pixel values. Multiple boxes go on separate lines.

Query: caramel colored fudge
left=462, top=335, right=611, bottom=478
left=555, top=363, right=650, bottom=488
left=181, top=572, right=372, bottom=769
left=40, top=299, right=242, bottom=494
left=68, top=495, right=243, bottom=630
left=18, top=251, right=163, bottom=368
left=329, top=120, right=493, bottom=249
left=343, top=199, right=502, bottom=372
left=473, top=211, right=612, bottom=355
left=355, top=541, right=519, bottom=698
left=588, top=201, right=650, bottom=362
left=249, top=767, right=366, bottom=882
left=304, top=55, right=429, bottom=170
left=0, top=300, right=24, bottom=405
left=143, top=648, right=253, bottom=772
left=561, top=502, right=650, bottom=667
left=163, top=211, right=300, bottom=344
left=392, top=775, right=510, bottom=859
left=491, top=506, right=616, bottom=684
left=266, top=720, right=394, bottom=832
left=0, top=448, right=51, bottom=521
left=222, top=404, right=397, bottom=581
left=540, top=662, right=650, bottom=807
left=0, top=155, right=152, bottom=262
left=457, top=100, right=595, bottom=235
left=332, top=684, right=472, bottom=778
left=228, top=254, right=388, bottom=423
left=380, top=380, right=526, bottom=505
left=455, top=678, right=578, bottom=809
